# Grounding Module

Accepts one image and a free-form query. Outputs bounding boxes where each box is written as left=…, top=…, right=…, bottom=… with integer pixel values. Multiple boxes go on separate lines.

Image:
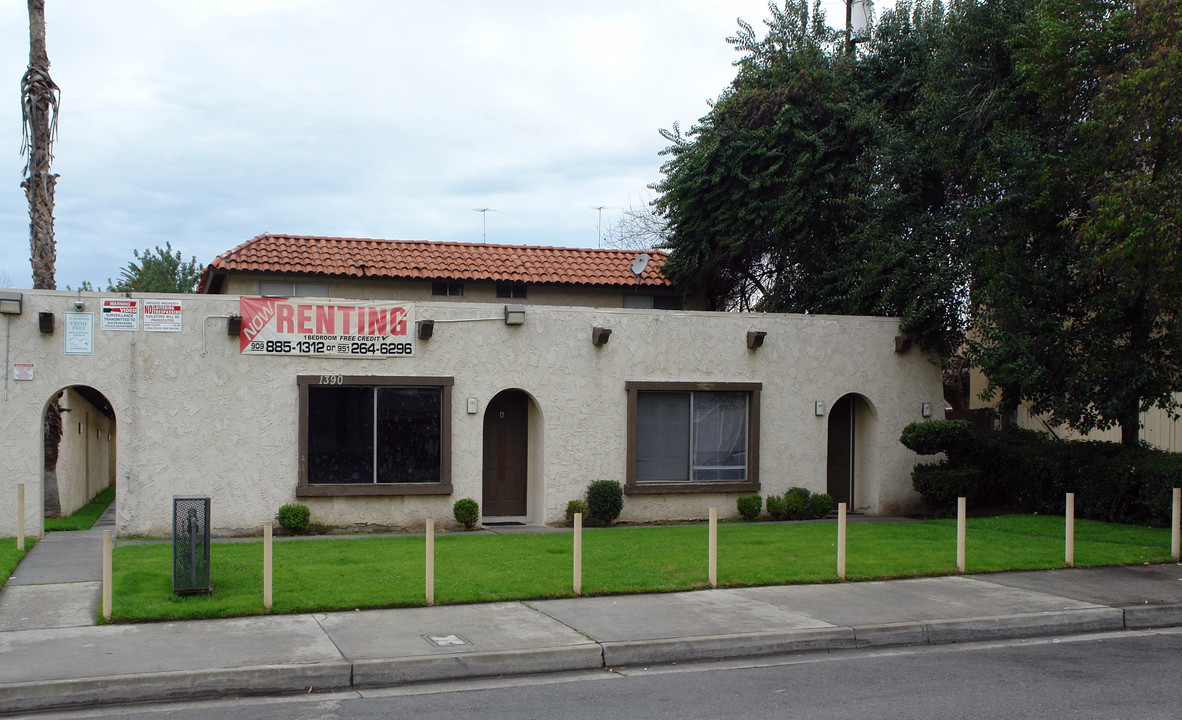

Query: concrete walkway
left=1, top=517, right=1181, bottom=715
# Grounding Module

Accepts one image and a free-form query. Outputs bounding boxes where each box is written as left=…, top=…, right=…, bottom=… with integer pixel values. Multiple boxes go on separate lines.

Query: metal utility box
left=172, top=495, right=211, bottom=595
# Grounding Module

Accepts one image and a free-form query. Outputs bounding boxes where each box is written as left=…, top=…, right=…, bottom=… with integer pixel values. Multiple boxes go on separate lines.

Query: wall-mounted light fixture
left=895, top=335, right=912, bottom=353
left=73, top=289, right=84, bottom=312
left=921, top=402, right=932, bottom=418
left=592, top=326, right=612, bottom=346
left=226, top=315, right=242, bottom=336
left=746, top=330, right=767, bottom=349
left=815, top=401, right=826, bottom=416
left=0, top=291, right=22, bottom=315
left=39, top=311, right=54, bottom=334
left=417, top=319, right=435, bottom=340
left=503, top=305, right=525, bottom=325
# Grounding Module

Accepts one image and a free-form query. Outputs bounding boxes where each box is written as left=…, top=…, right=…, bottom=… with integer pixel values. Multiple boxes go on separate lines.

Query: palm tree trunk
left=22, top=0, right=60, bottom=290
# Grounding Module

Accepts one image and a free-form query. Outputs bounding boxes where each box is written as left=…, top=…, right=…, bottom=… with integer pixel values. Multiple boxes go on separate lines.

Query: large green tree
left=658, top=0, right=1182, bottom=445
left=91, top=243, right=203, bottom=294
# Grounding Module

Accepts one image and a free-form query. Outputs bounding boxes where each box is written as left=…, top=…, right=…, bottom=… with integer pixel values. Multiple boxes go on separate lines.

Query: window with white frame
left=297, top=376, right=453, bottom=496
left=259, top=280, right=330, bottom=297
left=625, top=382, right=760, bottom=493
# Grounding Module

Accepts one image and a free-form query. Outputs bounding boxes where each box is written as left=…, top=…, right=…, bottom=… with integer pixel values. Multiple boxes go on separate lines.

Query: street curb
left=352, top=644, right=604, bottom=687
left=3, top=605, right=1179, bottom=715
left=601, top=627, right=856, bottom=667
left=1122, top=602, right=1182, bottom=629
left=0, top=661, right=353, bottom=717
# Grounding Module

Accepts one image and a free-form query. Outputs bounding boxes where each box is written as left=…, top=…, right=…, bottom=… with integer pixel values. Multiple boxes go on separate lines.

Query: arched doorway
left=482, top=389, right=532, bottom=518
left=826, top=393, right=875, bottom=509
left=42, top=386, right=116, bottom=520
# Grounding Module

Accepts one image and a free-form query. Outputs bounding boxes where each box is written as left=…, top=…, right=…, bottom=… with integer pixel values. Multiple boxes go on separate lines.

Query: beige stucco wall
left=218, top=272, right=698, bottom=310
left=52, top=388, right=114, bottom=516
left=0, top=289, right=941, bottom=538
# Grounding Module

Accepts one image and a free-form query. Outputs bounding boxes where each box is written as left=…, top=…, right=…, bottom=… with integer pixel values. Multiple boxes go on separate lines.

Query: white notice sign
left=65, top=312, right=94, bottom=354
left=101, top=298, right=140, bottom=331
left=143, top=299, right=182, bottom=332
left=13, top=363, right=33, bottom=381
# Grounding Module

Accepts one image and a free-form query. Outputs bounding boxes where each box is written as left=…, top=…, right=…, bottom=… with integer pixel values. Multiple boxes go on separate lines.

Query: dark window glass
left=496, top=283, right=527, bottom=298
left=308, top=386, right=374, bottom=484
left=375, top=387, right=442, bottom=483
left=432, top=281, right=463, bottom=297
left=653, top=295, right=683, bottom=310
left=636, top=392, right=691, bottom=482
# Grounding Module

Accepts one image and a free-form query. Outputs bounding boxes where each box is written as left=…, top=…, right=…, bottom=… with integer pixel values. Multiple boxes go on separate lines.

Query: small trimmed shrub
left=736, top=494, right=763, bottom=521
left=784, top=487, right=812, bottom=520
left=565, top=499, right=590, bottom=525
left=810, top=493, right=834, bottom=518
left=276, top=504, right=310, bottom=534
left=453, top=498, right=480, bottom=530
left=586, top=480, right=624, bottom=525
left=766, top=495, right=787, bottom=520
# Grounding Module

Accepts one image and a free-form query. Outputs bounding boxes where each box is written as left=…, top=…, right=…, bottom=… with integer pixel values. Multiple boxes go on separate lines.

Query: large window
left=626, top=382, right=760, bottom=494
left=297, top=376, right=453, bottom=496
left=260, top=280, right=330, bottom=297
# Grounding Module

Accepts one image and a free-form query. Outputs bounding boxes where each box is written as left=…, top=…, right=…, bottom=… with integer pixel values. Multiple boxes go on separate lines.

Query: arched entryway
left=826, top=393, right=876, bottom=510
left=42, top=386, right=116, bottom=521
left=482, top=389, right=542, bottom=519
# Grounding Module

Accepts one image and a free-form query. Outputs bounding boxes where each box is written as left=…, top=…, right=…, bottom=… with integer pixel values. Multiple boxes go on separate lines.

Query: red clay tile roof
left=199, top=234, right=673, bottom=292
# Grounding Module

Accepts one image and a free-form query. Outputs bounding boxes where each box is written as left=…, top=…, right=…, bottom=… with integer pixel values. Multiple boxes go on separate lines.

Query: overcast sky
left=1, top=0, right=886, bottom=290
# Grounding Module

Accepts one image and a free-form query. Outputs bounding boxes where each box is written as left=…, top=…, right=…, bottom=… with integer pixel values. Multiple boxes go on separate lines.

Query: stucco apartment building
left=1, top=235, right=942, bottom=538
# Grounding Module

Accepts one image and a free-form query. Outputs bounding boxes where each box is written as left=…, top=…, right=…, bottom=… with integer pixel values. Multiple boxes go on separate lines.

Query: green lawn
left=0, top=537, right=36, bottom=586
left=107, top=515, right=1175, bottom=623
left=45, top=487, right=115, bottom=532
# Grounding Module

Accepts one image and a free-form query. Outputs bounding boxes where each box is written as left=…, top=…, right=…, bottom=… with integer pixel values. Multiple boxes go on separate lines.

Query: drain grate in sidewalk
left=424, top=633, right=471, bottom=647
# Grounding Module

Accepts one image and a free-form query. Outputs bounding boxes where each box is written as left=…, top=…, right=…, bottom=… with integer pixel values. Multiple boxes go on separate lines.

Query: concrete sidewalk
left=2, top=518, right=1181, bottom=714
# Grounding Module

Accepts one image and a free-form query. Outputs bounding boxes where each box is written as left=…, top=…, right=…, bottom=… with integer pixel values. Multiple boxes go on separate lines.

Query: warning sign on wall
left=101, top=298, right=139, bottom=331
left=143, top=299, right=183, bottom=332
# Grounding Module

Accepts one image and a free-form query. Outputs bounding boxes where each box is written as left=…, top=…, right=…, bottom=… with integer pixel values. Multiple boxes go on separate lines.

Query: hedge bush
left=810, top=492, right=835, bottom=518
left=276, top=504, right=310, bottom=534
left=901, top=420, right=1182, bottom=525
left=784, top=487, right=812, bottom=520
left=452, top=498, right=480, bottom=530
left=565, top=499, right=589, bottom=525
left=586, top=480, right=624, bottom=525
left=736, top=494, right=763, bottom=521
left=766, top=495, right=788, bottom=520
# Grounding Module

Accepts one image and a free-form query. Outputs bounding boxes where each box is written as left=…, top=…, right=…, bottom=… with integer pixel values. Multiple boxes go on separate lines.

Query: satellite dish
left=630, top=253, right=650, bottom=277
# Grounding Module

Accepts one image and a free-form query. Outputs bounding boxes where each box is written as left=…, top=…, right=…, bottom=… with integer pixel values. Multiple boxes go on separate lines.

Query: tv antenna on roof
left=590, top=205, right=612, bottom=248
left=473, top=208, right=499, bottom=243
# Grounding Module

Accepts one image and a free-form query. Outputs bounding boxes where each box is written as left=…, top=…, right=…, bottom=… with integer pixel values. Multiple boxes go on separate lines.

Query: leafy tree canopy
left=79, top=243, right=202, bottom=294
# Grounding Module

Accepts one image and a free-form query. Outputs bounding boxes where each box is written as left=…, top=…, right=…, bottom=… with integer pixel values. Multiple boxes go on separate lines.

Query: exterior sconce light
left=503, top=305, right=525, bottom=326
left=921, top=402, right=932, bottom=418
left=417, top=319, right=435, bottom=340
left=592, top=326, right=612, bottom=346
left=815, top=401, right=826, bottom=416
left=0, top=291, right=22, bottom=315
left=226, top=315, right=242, bottom=336
left=39, top=311, right=54, bottom=333
left=746, top=330, right=767, bottom=349
left=894, top=335, right=913, bottom=353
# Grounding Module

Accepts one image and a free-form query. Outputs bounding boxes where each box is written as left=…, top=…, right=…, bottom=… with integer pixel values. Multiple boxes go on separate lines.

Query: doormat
left=483, top=521, right=526, bottom=526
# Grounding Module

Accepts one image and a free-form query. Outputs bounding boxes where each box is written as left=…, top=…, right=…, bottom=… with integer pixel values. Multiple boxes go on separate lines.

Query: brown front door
left=482, top=391, right=528, bottom=516
left=826, top=395, right=855, bottom=506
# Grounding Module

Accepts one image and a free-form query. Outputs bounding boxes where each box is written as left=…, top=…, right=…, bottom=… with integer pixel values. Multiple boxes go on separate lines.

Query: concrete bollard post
left=263, top=523, right=273, bottom=611
left=708, top=507, right=718, bottom=588
left=102, top=530, right=113, bottom=621
left=956, top=497, right=966, bottom=574
left=426, top=518, right=435, bottom=606
left=573, top=512, right=583, bottom=596
left=837, top=502, right=847, bottom=580
left=16, top=483, right=25, bottom=551
left=1172, top=488, right=1180, bottom=562
left=1065, top=492, right=1075, bottom=568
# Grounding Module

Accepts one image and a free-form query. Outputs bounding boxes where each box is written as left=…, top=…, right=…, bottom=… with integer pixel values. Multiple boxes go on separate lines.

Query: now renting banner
left=239, top=297, right=415, bottom=358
